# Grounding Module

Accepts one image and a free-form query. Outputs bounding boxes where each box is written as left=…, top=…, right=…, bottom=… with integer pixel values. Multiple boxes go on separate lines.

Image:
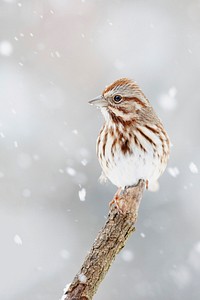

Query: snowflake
left=78, top=188, right=86, bottom=201
left=189, top=162, right=198, bottom=174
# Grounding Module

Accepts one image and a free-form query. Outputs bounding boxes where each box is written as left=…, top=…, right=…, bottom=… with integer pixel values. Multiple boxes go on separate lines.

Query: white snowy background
left=1, top=0, right=200, bottom=299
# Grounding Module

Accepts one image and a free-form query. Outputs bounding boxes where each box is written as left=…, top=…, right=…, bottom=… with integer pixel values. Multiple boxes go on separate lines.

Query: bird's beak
left=88, top=95, right=107, bottom=107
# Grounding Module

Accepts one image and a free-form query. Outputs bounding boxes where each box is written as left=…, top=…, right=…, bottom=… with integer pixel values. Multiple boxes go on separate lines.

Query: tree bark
left=62, top=180, right=145, bottom=300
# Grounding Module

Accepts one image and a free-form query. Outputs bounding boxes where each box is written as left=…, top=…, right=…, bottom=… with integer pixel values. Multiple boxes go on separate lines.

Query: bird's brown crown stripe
left=103, top=78, right=135, bottom=94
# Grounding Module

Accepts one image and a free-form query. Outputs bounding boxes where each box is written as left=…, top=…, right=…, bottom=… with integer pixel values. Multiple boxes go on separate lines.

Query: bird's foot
left=114, top=197, right=127, bottom=214
left=109, top=187, right=128, bottom=214
left=109, top=188, right=123, bottom=213
left=109, top=187, right=122, bottom=206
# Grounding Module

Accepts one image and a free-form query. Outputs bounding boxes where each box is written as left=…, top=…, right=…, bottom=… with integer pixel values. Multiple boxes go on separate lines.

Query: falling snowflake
left=107, top=19, right=113, bottom=26
left=140, top=232, right=146, bottom=238
left=11, top=108, right=17, bottom=114
left=189, top=162, right=198, bottom=174
left=72, top=129, right=78, bottom=135
left=0, top=172, right=5, bottom=178
left=14, top=234, right=22, bottom=245
left=33, top=154, right=40, bottom=161
left=121, top=249, right=134, bottom=262
left=55, top=51, right=61, bottom=58
left=66, top=167, right=76, bottom=176
left=14, top=141, right=18, bottom=148
left=159, top=87, right=177, bottom=111
left=78, top=188, right=86, bottom=201
left=0, top=132, right=5, bottom=138
left=81, top=159, right=88, bottom=166
left=188, top=241, right=200, bottom=271
left=60, top=249, right=70, bottom=260
left=0, top=40, right=13, bottom=56
left=168, top=167, right=180, bottom=178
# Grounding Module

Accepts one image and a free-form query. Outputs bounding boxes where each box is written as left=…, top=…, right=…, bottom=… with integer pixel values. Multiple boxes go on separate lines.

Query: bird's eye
left=113, top=95, right=122, bottom=103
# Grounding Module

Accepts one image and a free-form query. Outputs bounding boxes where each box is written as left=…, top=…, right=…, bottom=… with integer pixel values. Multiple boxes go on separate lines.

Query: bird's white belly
left=103, top=148, right=162, bottom=188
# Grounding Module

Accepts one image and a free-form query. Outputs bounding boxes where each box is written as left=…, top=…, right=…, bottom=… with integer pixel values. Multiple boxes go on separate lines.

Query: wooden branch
left=62, top=180, right=145, bottom=300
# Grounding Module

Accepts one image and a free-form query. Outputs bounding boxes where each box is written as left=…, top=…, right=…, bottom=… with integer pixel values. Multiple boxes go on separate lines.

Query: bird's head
left=89, top=78, right=150, bottom=124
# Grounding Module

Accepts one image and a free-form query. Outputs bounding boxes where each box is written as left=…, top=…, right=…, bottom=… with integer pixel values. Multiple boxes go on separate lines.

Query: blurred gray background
left=0, top=0, right=200, bottom=299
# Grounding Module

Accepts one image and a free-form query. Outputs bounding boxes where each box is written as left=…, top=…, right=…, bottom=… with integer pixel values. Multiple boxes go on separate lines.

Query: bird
left=89, top=78, right=170, bottom=210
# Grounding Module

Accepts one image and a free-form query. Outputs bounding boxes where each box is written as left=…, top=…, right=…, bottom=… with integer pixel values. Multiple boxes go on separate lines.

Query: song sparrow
left=89, top=78, right=170, bottom=208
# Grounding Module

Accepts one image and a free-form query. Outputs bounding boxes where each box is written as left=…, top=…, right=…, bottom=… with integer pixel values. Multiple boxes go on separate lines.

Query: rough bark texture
left=63, top=180, right=145, bottom=300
